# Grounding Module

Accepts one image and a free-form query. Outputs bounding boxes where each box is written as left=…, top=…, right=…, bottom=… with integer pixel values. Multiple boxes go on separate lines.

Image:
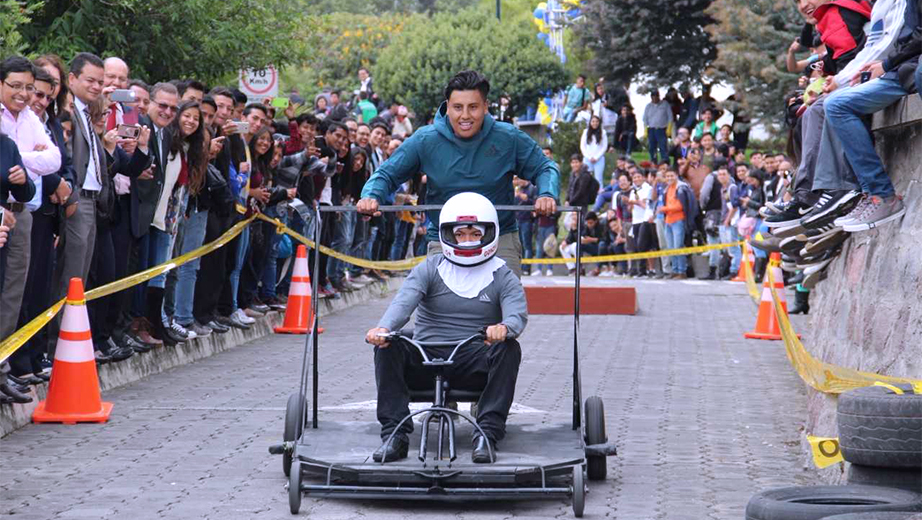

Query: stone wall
left=803, top=94, right=922, bottom=483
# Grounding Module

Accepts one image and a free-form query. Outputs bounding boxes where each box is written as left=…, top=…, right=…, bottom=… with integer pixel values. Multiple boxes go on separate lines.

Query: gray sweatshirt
left=377, top=255, right=528, bottom=344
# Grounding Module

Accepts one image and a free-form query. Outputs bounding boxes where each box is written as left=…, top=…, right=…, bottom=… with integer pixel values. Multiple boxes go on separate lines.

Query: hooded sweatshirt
left=361, top=102, right=560, bottom=240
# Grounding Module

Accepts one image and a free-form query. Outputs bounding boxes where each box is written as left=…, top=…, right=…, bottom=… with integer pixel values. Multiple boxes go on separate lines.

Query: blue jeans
left=593, top=189, right=614, bottom=212
left=229, top=227, right=250, bottom=312
left=719, top=224, right=741, bottom=274
left=824, top=78, right=910, bottom=197
left=648, top=127, right=668, bottom=164
left=707, top=231, right=720, bottom=268
left=534, top=225, right=556, bottom=272
left=390, top=219, right=413, bottom=261
left=665, top=220, right=686, bottom=274
left=147, top=227, right=174, bottom=289
left=518, top=220, right=534, bottom=273
left=587, top=156, right=605, bottom=187
left=562, top=106, right=579, bottom=122
left=259, top=207, right=285, bottom=300
left=349, top=216, right=369, bottom=276
left=174, top=208, right=208, bottom=326
left=326, top=211, right=356, bottom=282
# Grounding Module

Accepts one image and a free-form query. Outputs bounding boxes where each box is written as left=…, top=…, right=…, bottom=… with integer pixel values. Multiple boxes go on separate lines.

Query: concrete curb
left=0, top=277, right=401, bottom=437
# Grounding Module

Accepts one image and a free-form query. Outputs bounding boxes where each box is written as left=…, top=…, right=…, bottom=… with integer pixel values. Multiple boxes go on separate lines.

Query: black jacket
left=1, top=134, right=36, bottom=206
left=883, top=0, right=922, bottom=90
left=132, top=115, right=173, bottom=238
left=567, top=167, right=599, bottom=208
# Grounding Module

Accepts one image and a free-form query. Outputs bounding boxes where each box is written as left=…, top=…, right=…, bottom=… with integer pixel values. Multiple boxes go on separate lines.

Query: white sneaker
left=546, top=269, right=554, bottom=276
left=600, top=270, right=613, bottom=277
left=346, top=273, right=370, bottom=286
left=233, top=308, right=256, bottom=325
left=169, top=319, right=197, bottom=341
left=530, top=270, right=541, bottom=277
left=353, top=274, right=375, bottom=284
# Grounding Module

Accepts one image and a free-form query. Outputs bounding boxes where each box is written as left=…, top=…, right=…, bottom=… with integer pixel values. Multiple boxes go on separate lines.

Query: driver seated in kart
left=365, top=192, right=528, bottom=463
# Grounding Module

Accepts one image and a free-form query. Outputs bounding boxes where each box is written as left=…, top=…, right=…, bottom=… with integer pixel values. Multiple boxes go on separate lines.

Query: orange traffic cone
left=275, top=245, right=324, bottom=334
left=33, top=278, right=113, bottom=424
left=731, top=238, right=755, bottom=282
left=744, top=253, right=800, bottom=341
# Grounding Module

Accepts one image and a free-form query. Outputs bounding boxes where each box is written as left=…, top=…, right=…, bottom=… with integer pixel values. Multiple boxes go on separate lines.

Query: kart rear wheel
left=572, top=465, right=585, bottom=517
left=284, top=392, right=305, bottom=477
left=289, top=460, right=302, bottom=514
left=585, top=396, right=607, bottom=480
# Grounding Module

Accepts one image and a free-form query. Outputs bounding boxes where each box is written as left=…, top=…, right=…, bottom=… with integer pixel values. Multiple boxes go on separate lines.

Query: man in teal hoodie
left=358, top=71, right=560, bottom=277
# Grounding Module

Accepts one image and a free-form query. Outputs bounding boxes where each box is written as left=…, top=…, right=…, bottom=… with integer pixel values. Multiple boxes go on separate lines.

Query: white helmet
left=439, top=192, right=500, bottom=267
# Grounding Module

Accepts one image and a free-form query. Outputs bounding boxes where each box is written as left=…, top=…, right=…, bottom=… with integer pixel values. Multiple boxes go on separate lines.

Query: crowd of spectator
left=0, top=54, right=428, bottom=404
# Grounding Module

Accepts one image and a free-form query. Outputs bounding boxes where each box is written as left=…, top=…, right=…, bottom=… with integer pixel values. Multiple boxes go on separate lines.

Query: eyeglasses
left=153, top=101, right=178, bottom=113
left=3, top=81, right=35, bottom=94
left=32, top=91, right=50, bottom=101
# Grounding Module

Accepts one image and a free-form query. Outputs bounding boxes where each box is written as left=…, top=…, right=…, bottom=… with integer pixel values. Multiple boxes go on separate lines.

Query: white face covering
left=437, top=254, right=506, bottom=299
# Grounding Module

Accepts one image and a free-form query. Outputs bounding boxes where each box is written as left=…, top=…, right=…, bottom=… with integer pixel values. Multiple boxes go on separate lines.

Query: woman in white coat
left=580, top=115, right=608, bottom=187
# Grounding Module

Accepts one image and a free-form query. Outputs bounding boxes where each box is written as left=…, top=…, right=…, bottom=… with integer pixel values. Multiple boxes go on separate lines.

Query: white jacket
left=834, top=0, right=907, bottom=87
left=580, top=128, right=608, bottom=162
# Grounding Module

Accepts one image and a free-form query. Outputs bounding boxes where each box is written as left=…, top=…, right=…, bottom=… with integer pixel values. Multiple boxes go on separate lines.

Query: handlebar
left=373, top=331, right=485, bottom=365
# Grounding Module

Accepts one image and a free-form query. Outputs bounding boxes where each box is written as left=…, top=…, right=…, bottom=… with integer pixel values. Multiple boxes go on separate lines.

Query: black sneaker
left=120, top=334, right=151, bottom=353
left=764, top=201, right=814, bottom=228
left=760, top=199, right=794, bottom=218
left=800, top=190, right=862, bottom=229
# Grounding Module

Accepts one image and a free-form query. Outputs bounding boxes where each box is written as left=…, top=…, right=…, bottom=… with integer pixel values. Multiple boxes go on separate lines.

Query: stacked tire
left=745, top=384, right=922, bottom=520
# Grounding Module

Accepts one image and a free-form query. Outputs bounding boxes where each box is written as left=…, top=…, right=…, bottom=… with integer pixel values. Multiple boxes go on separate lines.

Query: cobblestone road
left=0, top=279, right=811, bottom=519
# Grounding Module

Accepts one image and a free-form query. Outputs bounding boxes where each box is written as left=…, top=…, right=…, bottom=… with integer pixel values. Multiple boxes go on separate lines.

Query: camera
left=233, top=121, right=250, bottom=135
left=110, top=89, right=137, bottom=103
left=116, top=124, right=141, bottom=139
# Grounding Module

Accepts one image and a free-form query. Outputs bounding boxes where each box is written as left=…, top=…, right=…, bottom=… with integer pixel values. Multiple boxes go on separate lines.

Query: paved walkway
left=0, top=279, right=811, bottom=519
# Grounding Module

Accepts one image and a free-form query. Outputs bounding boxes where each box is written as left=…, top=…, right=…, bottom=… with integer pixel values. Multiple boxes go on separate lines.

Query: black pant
left=11, top=210, right=57, bottom=375
left=374, top=339, right=521, bottom=443
left=87, top=220, right=116, bottom=347
left=238, top=220, right=272, bottom=310
left=194, top=210, right=232, bottom=323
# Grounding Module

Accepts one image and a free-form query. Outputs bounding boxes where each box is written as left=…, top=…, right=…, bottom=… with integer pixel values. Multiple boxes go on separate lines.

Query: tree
left=374, top=9, right=570, bottom=121
left=707, top=0, right=801, bottom=128
left=17, top=0, right=313, bottom=84
left=0, top=0, right=41, bottom=58
left=281, top=13, right=413, bottom=95
left=576, top=0, right=717, bottom=89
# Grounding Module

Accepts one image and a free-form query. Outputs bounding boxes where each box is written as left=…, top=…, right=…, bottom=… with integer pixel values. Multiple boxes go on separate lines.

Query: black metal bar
left=298, top=485, right=572, bottom=500
left=572, top=208, right=583, bottom=431
left=318, top=204, right=580, bottom=213
left=311, top=205, right=322, bottom=429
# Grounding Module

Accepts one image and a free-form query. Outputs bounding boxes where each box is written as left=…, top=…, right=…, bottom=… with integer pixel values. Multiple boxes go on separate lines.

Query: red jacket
left=815, top=0, right=873, bottom=61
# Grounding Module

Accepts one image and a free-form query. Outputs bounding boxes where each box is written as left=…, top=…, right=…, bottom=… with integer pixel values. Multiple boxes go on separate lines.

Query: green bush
left=375, top=9, right=569, bottom=121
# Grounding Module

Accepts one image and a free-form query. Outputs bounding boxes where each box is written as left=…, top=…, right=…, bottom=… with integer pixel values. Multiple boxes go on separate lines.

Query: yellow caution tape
left=873, top=381, right=905, bottom=395
left=743, top=252, right=760, bottom=304
left=806, top=435, right=844, bottom=468
left=0, top=216, right=255, bottom=364
left=766, top=268, right=922, bottom=394
left=520, top=241, right=744, bottom=265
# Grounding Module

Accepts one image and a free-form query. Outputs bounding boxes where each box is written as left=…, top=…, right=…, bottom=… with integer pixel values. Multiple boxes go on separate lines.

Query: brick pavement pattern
left=0, top=279, right=811, bottom=519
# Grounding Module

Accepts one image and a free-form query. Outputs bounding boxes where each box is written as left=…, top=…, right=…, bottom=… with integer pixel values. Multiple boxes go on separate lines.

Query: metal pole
left=311, top=206, right=322, bottom=429
left=572, top=208, right=582, bottom=430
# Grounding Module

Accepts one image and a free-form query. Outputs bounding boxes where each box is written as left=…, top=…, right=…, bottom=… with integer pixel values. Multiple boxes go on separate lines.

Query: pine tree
left=707, top=0, right=801, bottom=128
left=576, top=0, right=717, bottom=88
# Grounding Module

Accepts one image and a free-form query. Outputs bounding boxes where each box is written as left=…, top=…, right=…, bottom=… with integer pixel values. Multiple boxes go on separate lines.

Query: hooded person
left=365, top=192, right=528, bottom=464
left=357, top=70, right=560, bottom=278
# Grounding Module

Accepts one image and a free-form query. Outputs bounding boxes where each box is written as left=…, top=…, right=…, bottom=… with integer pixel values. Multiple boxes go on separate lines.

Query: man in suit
left=46, top=52, right=108, bottom=358
left=1, top=56, right=62, bottom=367
left=115, top=81, right=178, bottom=347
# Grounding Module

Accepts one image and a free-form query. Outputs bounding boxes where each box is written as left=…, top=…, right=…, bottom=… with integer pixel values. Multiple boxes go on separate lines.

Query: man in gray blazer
left=47, top=52, right=109, bottom=357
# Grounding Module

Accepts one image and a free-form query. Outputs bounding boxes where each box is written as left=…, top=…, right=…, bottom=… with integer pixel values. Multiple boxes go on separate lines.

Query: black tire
left=289, top=460, right=302, bottom=514
left=283, top=392, right=305, bottom=477
left=571, top=465, right=585, bottom=518
left=745, top=485, right=922, bottom=520
left=584, top=396, right=607, bottom=481
left=818, top=513, right=922, bottom=520
left=837, top=384, right=922, bottom=468
left=847, top=464, right=922, bottom=494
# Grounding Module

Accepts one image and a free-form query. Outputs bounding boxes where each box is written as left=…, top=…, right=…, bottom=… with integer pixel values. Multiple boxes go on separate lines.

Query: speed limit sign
left=239, top=66, right=278, bottom=103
